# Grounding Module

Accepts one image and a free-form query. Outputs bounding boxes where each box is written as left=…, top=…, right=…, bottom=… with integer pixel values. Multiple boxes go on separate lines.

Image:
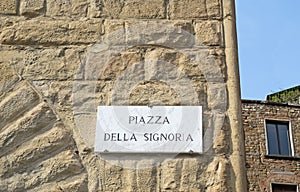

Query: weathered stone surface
left=136, top=161, right=157, bottom=191
left=0, top=126, right=72, bottom=177
left=119, top=0, right=165, bottom=19
left=0, top=81, right=87, bottom=192
left=17, top=48, right=84, bottom=80
left=103, top=161, right=123, bottom=191
left=20, top=0, right=45, bottom=17
left=0, top=18, right=103, bottom=45
left=102, top=0, right=165, bottom=19
left=0, top=150, right=86, bottom=192
left=100, top=20, right=196, bottom=48
left=103, top=19, right=125, bottom=45
left=125, top=20, right=195, bottom=48
left=179, top=158, right=202, bottom=191
left=207, top=83, right=227, bottom=110
left=168, top=0, right=223, bottom=20
left=205, top=157, right=230, bottom=191
left=0, top=16, right=19, bottom=31
left=120, top=161, right=136, bottom=191
left=101, top=0, right=124, bottom=18
left=206, top=0, right=222, bottom=18
left=87, top=0, right=102, bottom=18
left=169, top=0, right=206, bottom=19
left=46, top=0, right=89, bottom=17
left=0, top=64, right=20, bottom=99
left=29, top=174, right=88, bottom=192
left=161, top=159, right=182, bottom=190
left=128, top=81, right=180, bottom=105
left=0, top=103, right=56, bottom=156
left=0, top=82, right=40, bottom=129
left=0, top=0, right=17, bottom=15
left=195, top=21, right=223, bottom=46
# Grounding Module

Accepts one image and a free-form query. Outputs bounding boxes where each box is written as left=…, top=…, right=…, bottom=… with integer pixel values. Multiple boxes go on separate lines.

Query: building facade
left=0, top=0, right=247, bottom=191
left=242, top=99, right=300, bottom=192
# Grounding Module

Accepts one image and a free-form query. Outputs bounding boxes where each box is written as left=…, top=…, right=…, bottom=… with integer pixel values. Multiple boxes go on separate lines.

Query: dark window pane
left=278, top=124, right=291, bottom=156
left=272, top=183, right=297, bottom=192
left=266, top=121, right=292, bottom=156
left=266, top=123, right=279, bottom=155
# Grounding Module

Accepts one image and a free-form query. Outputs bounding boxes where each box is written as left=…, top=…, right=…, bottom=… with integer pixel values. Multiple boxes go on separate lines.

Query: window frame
left=264, top=119, right=295, bottom=157
left=270, top=182, right=298, bottom=192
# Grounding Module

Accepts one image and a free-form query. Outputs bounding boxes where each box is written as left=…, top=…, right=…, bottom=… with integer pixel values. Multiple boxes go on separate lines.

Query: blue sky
left=235, top=1, right=300, bottom=100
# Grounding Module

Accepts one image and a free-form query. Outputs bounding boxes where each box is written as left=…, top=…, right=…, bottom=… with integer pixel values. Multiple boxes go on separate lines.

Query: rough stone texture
left=21, top=48, right=84, bottom=80
left=20, top=0, right=45, bottom=17
left=242, top=101, right=300, bottom=191
left=205, top=156, right=230, bottom=191
left=206, top=0, right=222, bottom=18
left=0, top=18, right=103, bottom=45
left=118, top=0, right=165, bottom=19
left=0, top=0, right=244, bottom=191
left=169, top=0, right=207, bottom=19
left=0, top=0, right=17, bottom=15
left=0, top=81, right=87, bottom=192
left=195, top=21, right=223, bottom=46
left=102, top=0, right=165, bottom=19
left=169, top=0, right=221, bottom=19
left=46, top=0, right=89, bottom=17
left=0, top=63, right=20, bottom=98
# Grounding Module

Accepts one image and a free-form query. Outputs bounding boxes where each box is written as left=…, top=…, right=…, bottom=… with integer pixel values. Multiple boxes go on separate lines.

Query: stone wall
left=0, top=0, right=246, bottom=191
left=242, top=100, right=300, bottom=191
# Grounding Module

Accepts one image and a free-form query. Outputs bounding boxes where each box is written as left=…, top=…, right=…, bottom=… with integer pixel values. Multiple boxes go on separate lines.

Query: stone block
left=0, top=64, right=20, bottom=99
left=125, top=20, right=195, bottom=48
left=0, top=103, right=56, bottom=156
left=103, top=19, right=125, bottom=46
left=29, top=174, right=88, bottom=192
left=205, top=157, right=230, bottom=191
left=0, top=0, right=17, bottom=15
left=0, top=18, right=103, bottom=45
left=102, top=0, right=165, bottom=19
left=195, top=21, right=223, bottom=46
left=206, top=0, right=221, bottom=18
left=46, top=0, right=88, bottom=17
left=18, top=48, right=83, bottom=80
left=207, top=83, right=227, bottom=111
left=136, top=161, right=157, bottom=191
left=87, top=0, right=102, bottom=18
left=101, top=0, right=123, bottom=18
left=121, top=161, right=136, bottom=191
left=0, top=83, right=40, bottom=130
left=103, top=161, right=123, bottom=191
left=0, top=125, right=73, bottom=178
left=119, top=0, right=165, bottom=19
left=179, top=158, right=201, bottom=190
left=20, top=0, right=45, bottom=17
left=161, top=159, right=182, bottom=190
left=84, top=47, right=142, bottom=80
left=169, top=0, right=206, bottom=19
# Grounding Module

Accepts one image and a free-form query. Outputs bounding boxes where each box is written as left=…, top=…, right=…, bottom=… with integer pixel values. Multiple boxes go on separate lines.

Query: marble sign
left=95, top=106, right=202, bottom=153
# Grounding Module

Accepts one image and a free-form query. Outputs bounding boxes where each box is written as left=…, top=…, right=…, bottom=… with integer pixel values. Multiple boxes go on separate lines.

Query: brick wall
left=242, top=100, right=300, bottom=191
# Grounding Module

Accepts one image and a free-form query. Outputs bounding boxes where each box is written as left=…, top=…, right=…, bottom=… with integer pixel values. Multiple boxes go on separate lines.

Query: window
left=266, top=120, right=292, bottom=156
left=272, top=183, right=297, bottom=192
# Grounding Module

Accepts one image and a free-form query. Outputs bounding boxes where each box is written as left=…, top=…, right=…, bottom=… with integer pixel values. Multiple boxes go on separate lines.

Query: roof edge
left=242, top=99, right=300, bottom=108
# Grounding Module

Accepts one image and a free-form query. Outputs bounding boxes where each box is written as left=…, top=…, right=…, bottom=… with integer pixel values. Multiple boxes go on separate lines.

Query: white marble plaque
left=94, top=106, right=202, bottom=153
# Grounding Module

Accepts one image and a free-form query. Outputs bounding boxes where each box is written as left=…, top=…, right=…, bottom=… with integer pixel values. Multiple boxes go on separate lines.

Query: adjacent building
left=242, top=86, right=300, bottom=191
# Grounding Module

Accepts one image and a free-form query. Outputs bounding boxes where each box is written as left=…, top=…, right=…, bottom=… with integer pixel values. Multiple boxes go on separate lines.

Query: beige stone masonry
left=0, top=0, right=246, bottom=191
left=0, top=0, right=17, bottom=15
left=0, top=18, right=103, bottom=45
left=20, top=0, right=45, bottom=17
